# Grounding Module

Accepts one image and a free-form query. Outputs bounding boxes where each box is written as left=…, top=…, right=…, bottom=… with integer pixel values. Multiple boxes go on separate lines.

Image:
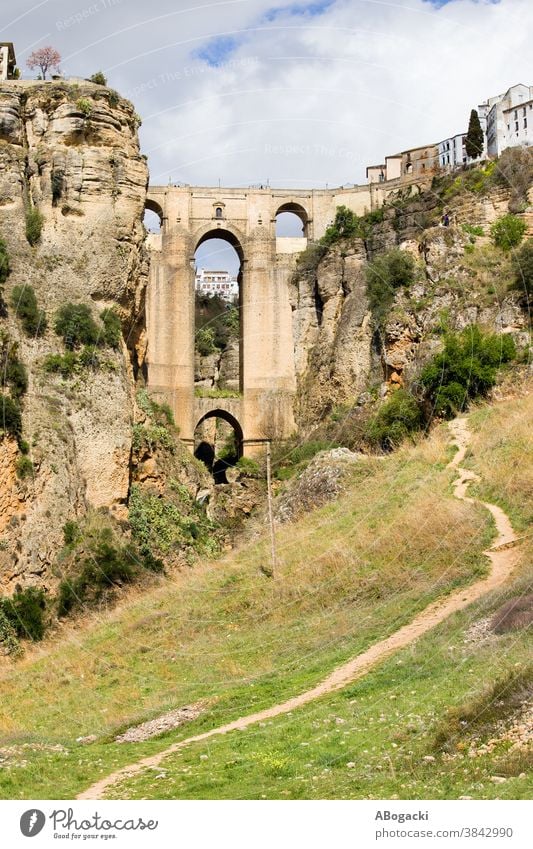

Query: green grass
left=0, top=390, right=530, bottom=800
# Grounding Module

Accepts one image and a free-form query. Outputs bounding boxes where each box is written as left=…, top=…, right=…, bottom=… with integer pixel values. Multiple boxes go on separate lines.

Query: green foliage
left=421, top=326, right=516, bottom=418
left=0, top=587, right=46, bottom=641
left=10, top=285, right=47, bottom=336
left=63, top=521, right=81, bottom=547
left=365, top=249, right=416, bottom=326
left=25, top=207, right=44, bottom=246
left=132, top=423, right=175, bottom=453
left=273, top=439, right=338, bottom=480
left=15, top=456, right=34, bottom=479
left=0, top=236, right=10, bottom=284
left=490, top=214, right=527, bottom=251
left=0, top=607, right=22, bottom=656
left=194, top=387, right=240, bottom=399
left=196, top=326, right=216, bottom=356
left=129, top=485, right=218, bottom=559
left=465, top=109, right=484, bottom=159
left=461, top=223, right=484, bottom=238
left=0, top=336, right=28, bottom=399
left=0, top=394, right=22, bottom=439
left=511, top=238, right=533, bottom=297
left=294, top=242, right=328, bottom=273
left=76, top=97, right=93, bottom=117
left=89, top=71, right=107, bottom=86
left=366, top=389, right=423, bottom=450
left=195, top=294, right=240, bottom=355
left=236, top=457, right=261, bottom=478
left=42, top=350, right=78, bottom=377
left=54, top=303, right=99, bottom=349
left=100, top=308, right=122, bottom=348
left=321, top=205, right=385, bottom=247
left=491, top=147, right=533, bottom=212
left=136, top=389, right=175, bottom=428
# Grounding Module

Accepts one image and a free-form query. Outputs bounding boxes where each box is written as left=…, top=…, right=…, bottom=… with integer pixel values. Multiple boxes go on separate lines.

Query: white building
left=0, top=43, right=16, bottom=81
left=483, top=83, right=533, bottom=157
left=438, top=133, right=468, bottom=170
left=195, top=269, right=239, bottom=302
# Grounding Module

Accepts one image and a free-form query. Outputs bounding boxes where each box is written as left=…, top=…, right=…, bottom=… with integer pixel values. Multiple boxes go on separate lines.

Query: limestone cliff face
left=291, top=179, right=530, bottom=428
left=0, top=80, right=148, bottom=589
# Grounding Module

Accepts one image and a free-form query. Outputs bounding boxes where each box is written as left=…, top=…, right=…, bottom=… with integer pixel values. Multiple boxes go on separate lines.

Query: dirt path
left=78, top=417, right=520, bottom=800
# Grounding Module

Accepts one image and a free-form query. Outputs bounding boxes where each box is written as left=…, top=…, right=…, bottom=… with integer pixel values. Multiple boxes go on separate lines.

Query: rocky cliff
left=0, top=80, right=148, bottom=589
left=290, top=162, right=532, bottom=430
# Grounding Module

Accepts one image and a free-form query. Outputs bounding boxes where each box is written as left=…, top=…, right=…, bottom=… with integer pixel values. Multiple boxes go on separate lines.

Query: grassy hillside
left=0, top=391, right=530, bottom=799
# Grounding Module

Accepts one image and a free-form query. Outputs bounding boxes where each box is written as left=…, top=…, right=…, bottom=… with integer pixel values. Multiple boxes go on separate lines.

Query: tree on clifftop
left=465, top=109, right=484, bottom=159
left=27, top=47, right=61, bottom=80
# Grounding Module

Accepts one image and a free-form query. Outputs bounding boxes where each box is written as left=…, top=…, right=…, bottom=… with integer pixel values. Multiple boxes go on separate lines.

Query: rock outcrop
left=0, top=80, right=148, bottom=589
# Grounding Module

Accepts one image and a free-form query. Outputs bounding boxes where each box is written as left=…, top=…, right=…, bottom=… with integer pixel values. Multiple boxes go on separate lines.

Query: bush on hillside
left=0, top=337, right=28, bottom=398
left=0, top=237, right=10, bottom=284
left=25, top=207, right=44, bottom=246
left=42, top=350, right=78, bottom=377
left=0, top=586, right=46, bottom=641
left=365, top=249, right=416, bottom=326
left=54, top=303, right=100, bottom=349
left=421, top=325, right=516, bottom=418
left=491, top=147, right=533, bottom=212
left=89, top=71, right=107, bottom=86
left=10, top=285, right=47, bottom=336
left=100, top=308, right=122, bottom=348
left=195, top=294, right=239, bottom=355
left=321, top=205, right=385, bottom=246
left=511, top=239, right=533, bottom=297
left=365, top=389, right=423, bottom=450
left=490, top=214, right=527, bottom=251
left=0, top=394, right=22, bottom=439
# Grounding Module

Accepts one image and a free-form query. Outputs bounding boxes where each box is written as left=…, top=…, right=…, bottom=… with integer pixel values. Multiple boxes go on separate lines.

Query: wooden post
left=265, top=441, right=277, bottom=578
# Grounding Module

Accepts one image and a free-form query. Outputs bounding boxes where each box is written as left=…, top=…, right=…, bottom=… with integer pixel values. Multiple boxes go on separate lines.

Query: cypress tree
left=465, top=109, right=484, bottom=159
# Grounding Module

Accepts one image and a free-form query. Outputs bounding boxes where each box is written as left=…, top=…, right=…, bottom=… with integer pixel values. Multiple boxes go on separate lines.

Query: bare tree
left=27, top=47, right=62, bottom=80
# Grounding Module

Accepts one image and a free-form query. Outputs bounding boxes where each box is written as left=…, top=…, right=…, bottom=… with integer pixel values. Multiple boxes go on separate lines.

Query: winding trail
left=78, top=417, right=520, bottom=800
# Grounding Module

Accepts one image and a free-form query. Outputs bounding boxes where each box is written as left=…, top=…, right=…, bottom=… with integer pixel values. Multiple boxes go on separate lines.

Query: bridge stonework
left=144, top=181, right=413, bottom=456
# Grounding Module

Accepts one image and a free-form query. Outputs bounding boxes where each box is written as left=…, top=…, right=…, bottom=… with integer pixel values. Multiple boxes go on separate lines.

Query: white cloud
left=9, top=0, right=533, bottom=187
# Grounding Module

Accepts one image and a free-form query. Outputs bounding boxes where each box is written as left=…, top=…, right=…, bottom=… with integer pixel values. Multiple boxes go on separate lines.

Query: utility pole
left=265, top=441, right=277, bottom=578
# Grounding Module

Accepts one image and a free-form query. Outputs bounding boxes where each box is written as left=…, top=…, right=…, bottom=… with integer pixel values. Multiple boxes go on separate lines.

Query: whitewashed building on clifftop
left=195, top=269, right=239, bottom=302
left=0, top=43, right=16, bottom=81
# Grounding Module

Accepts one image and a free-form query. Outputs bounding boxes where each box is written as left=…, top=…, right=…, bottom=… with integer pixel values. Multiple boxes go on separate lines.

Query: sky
left=2, top=0, right=532, bottom=270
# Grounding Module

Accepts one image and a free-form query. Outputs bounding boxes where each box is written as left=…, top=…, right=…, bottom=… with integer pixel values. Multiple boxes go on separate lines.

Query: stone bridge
left=144, top=181, right=415, bottom=456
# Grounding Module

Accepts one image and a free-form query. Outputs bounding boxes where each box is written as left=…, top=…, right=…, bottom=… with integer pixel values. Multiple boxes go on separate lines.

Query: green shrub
left=54, top=303, right=99, bottom=349
left=0, top=237, right=10, bottom=284
left=0, top=586, right=46, bottom=641
left=0, top=394, right=22, bottom=439
left=366, top=389, right=423, bottom=450
left=63, top=521, right=81, bottom=547
left=43, top=351, right=78, bottom=377
left=511, top=239, right=533, bottom=297
left=195, top=326, right=217, bottom=356
left=491, top=147, right=533, bottom=212
left=100, top=308, right=122, bottom=348
left=1, top=341, right=28, bottom=398
left=0, top=607, right=22, bottom=656
left=365, top=249, right=416, bottom=326
left=10, top=285, right=47, bottom=336
left=421, top=325, right=516, bottom=418
left=89, top=71, right=107, bottom=85
left=490, top=214, right=527, bottom=251
left=136, top=389, right=176, bottom=428
left=25, top=207, right=44, bottom=246
left=57, top=535, right=137, bottom=617
left=236, top=457, right=261, bottom=478
left=76, top=97, right=93, bottom=117
left=462, top=223, right=484, bottom=238
left=15, top=456, right=34, bottom=479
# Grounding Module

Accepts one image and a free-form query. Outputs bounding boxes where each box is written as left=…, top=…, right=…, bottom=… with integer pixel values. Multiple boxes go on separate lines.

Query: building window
left=215, top=207, right=223, bottom=219
left=524, top=118, right=527, bottom=129
left=515, top=121, right=519, bottom=131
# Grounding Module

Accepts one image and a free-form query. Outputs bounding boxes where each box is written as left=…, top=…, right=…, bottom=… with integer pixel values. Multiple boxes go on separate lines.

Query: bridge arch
left=144, top=197, right=165, bottom=232
left=275, top=201, right=309, bottom=237
left=194, top=408, right=244, bottom=483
